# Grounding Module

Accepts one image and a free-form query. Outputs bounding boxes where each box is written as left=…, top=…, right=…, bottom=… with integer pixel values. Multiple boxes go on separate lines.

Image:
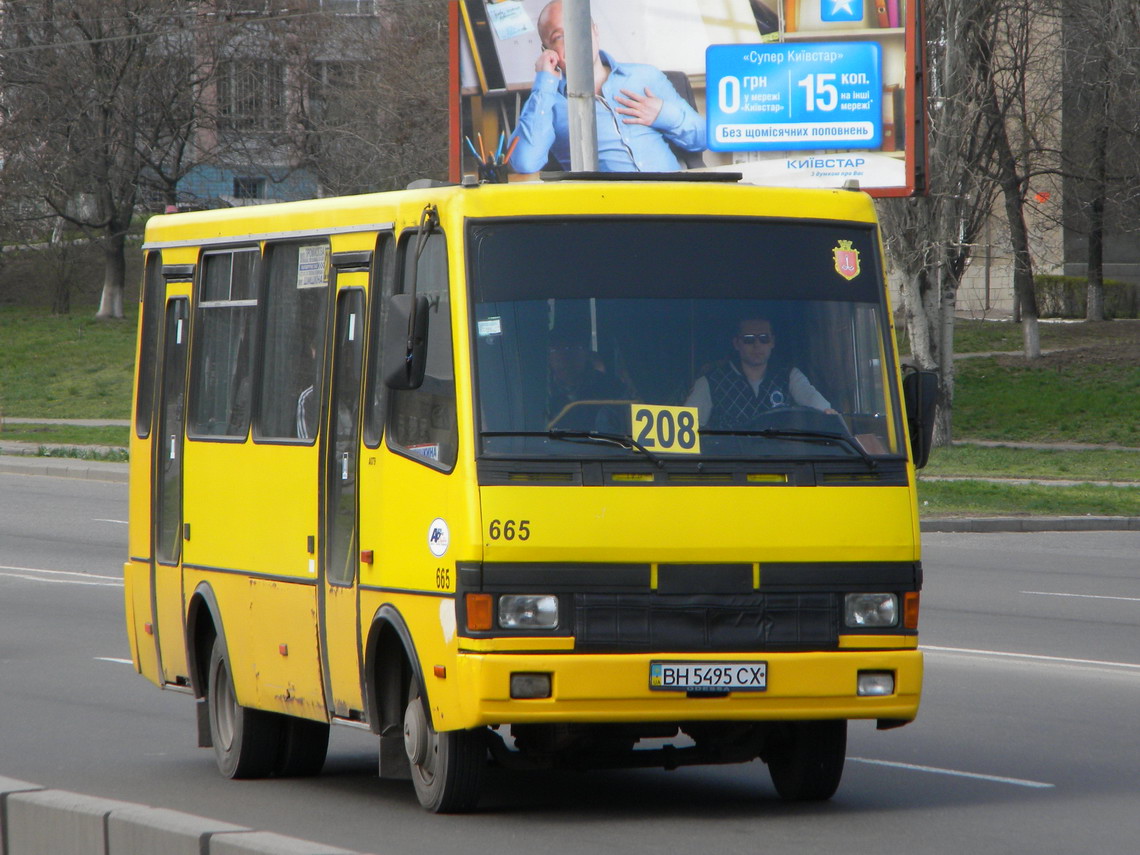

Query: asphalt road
left=1, top=471, right=1137, bottom=854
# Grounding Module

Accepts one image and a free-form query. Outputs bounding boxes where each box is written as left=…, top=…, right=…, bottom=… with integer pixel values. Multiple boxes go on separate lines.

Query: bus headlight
left=845, top=593, right=899, bottom=628
left=498, top=595, right=559, bottom=630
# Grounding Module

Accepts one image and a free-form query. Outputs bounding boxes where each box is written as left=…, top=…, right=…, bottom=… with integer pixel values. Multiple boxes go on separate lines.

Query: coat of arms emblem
left=833, top=240, right=861, bottom=280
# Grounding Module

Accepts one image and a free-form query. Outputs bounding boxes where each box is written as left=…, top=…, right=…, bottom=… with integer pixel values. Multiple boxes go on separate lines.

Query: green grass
left=0, top=305, right=137, bottom=419
left=924, top=445, right=1140, bottom=482
left=918, top=479, right=1140, bottom=517
left=897, top=316, right=1140, bottom=357
left=953, top=357, right=1140, bottom=446
left=0, top=424, right=130, bottom=447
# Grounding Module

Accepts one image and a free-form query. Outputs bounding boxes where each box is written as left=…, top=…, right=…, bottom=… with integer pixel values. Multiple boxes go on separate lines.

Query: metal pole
left=563, top=0, right=598, bottom=172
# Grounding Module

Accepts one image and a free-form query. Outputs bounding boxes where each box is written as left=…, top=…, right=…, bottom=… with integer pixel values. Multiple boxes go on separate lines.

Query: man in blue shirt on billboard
left=508, top=0, right=706, bottom=174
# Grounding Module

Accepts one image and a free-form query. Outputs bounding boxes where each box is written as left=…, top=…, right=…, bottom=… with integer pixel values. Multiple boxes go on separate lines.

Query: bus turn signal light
left=466, top=593, right=494, bottom=631
left=904, top=592, right=920, bottom=630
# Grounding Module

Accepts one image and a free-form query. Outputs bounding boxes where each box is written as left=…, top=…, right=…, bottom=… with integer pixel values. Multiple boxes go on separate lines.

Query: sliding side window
left=188, top=248, right=259, bottom=438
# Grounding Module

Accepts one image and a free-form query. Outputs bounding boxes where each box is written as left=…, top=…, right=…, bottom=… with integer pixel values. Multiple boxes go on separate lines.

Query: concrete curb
left=0, top=455, right=128, bottom=484
left=0, top=776, right=369, bottom=855
left=921, top=516, right=1140, bottom=532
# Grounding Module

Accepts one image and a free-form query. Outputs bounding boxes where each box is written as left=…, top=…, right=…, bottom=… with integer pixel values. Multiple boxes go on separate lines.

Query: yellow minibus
left=125, top=175, right=937, bottom=812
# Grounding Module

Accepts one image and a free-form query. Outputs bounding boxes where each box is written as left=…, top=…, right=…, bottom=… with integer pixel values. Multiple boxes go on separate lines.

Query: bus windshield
left=467, top=217, right=904, bottom=464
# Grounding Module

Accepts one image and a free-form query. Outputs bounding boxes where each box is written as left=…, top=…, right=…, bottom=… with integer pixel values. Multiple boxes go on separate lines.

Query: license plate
left=649, top=661, right=767, bottom=693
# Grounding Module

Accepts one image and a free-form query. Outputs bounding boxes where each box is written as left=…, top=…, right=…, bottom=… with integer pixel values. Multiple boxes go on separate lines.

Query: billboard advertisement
left=453, top=0, right=924, bottom=196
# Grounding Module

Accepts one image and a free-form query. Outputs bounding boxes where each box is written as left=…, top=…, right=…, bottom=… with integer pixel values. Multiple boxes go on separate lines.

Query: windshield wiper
left=700, top=428, right=877, bottom=470
left=482, top=430, right=666, bottom=469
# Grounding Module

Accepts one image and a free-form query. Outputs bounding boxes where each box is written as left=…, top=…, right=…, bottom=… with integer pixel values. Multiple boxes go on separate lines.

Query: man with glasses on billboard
left=508, top=0, right=706, bottom=174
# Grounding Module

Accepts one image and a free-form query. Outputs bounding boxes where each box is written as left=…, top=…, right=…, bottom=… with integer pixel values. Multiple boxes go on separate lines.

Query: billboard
left=453, top=0, right=925, bottom=196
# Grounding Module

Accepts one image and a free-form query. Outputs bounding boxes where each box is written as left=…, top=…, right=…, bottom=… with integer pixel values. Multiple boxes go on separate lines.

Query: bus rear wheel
left=403, top=680, right=486, bottom=813
left=207, top=639, right=282, bottom=779
left=275, top=715, right=329, bottom=777
left=765, top=720, right=847, bottom=801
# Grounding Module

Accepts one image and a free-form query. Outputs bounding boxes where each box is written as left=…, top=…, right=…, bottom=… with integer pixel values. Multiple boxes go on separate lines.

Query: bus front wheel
left=403, top=681, right=486, bottom=813
left=765, top=720, right=847, bottom=801
left=207, top=639, right=282, bottom=779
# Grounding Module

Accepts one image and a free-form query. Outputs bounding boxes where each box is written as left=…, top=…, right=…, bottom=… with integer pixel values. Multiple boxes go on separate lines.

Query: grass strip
left=0, top=424, right=130, bottom=447
left=924, top=445, right=1140, bottom=482
left=918, top=479, right=1140, bottom=518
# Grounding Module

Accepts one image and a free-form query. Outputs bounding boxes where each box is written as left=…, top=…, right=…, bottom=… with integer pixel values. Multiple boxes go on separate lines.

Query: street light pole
left=563, top=0, right=597, bottom=172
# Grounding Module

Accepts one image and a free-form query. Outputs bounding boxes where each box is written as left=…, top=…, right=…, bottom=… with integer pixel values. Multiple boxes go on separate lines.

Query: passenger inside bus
left=546, top=326, right=629, bottom=429
left=684, top=316, right=836, bottom=429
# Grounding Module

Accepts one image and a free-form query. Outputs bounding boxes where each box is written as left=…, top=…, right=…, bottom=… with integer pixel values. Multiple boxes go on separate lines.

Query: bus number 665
left=488, top=519, right=530, bottom=541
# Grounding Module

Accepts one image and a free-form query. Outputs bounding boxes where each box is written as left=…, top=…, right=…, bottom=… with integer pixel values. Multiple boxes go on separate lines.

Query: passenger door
left=152, top=296, right=189, bottom=684
left=319, top=285, right=367, bottom=718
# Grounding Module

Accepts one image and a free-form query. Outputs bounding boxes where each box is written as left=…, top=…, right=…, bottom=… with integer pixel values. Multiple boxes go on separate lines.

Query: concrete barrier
left=0, top=777, right=370, bottom=855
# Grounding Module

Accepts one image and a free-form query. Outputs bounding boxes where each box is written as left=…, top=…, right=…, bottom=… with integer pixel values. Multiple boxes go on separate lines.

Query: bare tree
left=286, top=0, right=451, bottom=195
left=971, top=0, right=1065, bottom=359
left=0, top=0, right=209, bottom=318
left=879, top=0, right=1002, bottom=444
left=1059, top=0, right=1140, bottom=321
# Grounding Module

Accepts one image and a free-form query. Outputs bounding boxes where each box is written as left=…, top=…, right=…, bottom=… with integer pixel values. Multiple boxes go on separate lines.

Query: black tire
left=403, top=679, right=486, bottom=813
left=765, top=720, right=847, bottom=801
left=275, top=715, right=330, bottom=777
left=206, top=639, right=282, bottom=779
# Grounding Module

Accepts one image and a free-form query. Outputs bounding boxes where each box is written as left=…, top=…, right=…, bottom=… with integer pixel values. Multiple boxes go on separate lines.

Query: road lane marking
left=1022, top=590, right=1140, bottom=603
left=924, top=645, right=1140, bottom=672
left=0, top=565, right=123, bottom=587
left=93, top=518, right=128, bottom=525
left=850, top=757, right=1054, bottom=789
left=95, top=657, right=134, bottom=665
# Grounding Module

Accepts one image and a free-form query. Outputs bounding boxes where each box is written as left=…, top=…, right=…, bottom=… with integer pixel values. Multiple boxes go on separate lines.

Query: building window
left=233, top=177, right=266, bottom=200
left=217, top=60, right=285, bottom=132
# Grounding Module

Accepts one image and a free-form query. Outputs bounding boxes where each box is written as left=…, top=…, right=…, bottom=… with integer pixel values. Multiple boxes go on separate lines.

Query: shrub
left=1033, top=275, right=1138, bottom=319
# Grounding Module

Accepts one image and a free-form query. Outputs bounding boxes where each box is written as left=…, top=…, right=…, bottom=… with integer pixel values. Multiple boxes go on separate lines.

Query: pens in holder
left=466, top=133, right=510, bottom=183
left=464, top=136, right=481, bottom=162
left=503, top=135, right=519, bottom=166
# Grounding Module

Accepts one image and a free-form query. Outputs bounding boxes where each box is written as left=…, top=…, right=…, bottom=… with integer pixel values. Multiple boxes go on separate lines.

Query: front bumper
left=445, top=646, right=922, bottom=729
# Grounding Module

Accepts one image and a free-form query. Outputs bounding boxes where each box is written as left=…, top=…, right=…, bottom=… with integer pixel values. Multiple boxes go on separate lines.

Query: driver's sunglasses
left=738, top=333, right=773, bottom=345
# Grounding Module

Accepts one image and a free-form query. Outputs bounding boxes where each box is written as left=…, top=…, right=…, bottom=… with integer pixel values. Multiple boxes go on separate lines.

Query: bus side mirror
left=383, top=293, right=430, bottom=390
left=902, top=367, right=939, bottom=469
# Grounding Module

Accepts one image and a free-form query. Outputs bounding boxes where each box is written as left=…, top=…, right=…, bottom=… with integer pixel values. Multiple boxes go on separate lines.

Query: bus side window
left=387, top=232, right=457, bottom=469
left=255, top=242, right=330, bottom=442
left=135, top=253, right=164, bottom=438
left=363, top=233, right=394, bottom=448
left=188, top=249, right=260, bottom=438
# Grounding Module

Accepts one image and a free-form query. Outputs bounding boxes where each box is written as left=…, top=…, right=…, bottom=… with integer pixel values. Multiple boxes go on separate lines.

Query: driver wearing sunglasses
left=684, top=317, right=835, bottom=428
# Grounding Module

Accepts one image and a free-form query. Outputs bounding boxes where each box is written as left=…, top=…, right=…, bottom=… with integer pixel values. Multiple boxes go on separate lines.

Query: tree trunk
left=95, top=229, right=127, bottom=320
left=902, top=269, right=936, bottom=370
left=996, top=159, right=1039, bottom=358
left=1085, top=114, right=1109, bottom=322
left=933, top=265, right=956, bottom=447
left=49, top=219, right=71, bottom=315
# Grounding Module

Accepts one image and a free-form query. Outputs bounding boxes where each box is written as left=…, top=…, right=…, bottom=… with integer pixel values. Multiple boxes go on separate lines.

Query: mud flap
left=196, top=698, right=213, bottom=748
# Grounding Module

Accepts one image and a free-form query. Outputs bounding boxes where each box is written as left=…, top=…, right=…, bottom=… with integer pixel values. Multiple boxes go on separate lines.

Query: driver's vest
left=706, top=363, right=789, bottom=429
